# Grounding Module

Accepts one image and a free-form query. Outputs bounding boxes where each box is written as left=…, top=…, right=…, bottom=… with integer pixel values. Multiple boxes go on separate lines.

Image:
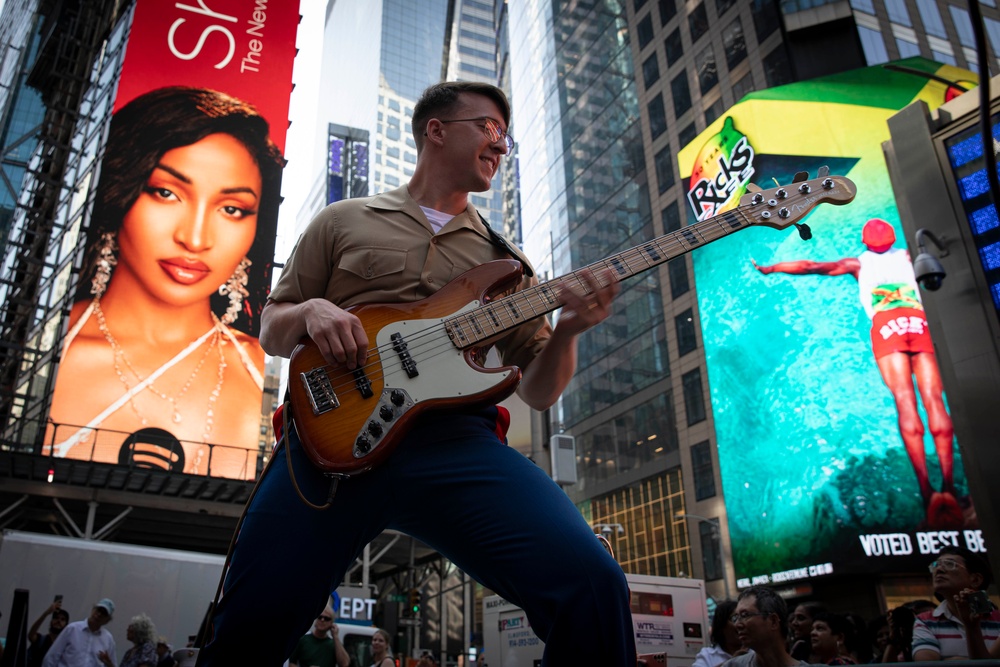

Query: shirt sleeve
left=268, top=207, right=338, bottom=304
left=911, top=615, right=940, bottom=656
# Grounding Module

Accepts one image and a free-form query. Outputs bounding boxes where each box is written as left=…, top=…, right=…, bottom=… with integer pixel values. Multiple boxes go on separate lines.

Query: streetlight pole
left=675, top=512, right=732, bottom=601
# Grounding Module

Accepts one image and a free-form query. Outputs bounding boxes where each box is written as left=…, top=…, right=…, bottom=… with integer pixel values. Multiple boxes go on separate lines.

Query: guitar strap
left=477, top=213, right=534, bottom=278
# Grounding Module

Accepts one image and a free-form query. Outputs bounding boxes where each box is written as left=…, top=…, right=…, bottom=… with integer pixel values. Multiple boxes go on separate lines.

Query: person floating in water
left=753, top=218, right=961, bottom=528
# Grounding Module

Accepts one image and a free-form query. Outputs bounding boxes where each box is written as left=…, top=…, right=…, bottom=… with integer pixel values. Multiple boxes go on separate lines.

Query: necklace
left=92, top=297, right=227, bottom=443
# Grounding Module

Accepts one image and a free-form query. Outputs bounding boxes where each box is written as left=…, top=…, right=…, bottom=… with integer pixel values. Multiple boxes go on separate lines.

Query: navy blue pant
left=197, top=409, right=636, bottom=666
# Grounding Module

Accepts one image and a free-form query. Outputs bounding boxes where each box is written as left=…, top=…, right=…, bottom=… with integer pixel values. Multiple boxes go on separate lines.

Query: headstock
left=739, top=173, right=857, bottom=239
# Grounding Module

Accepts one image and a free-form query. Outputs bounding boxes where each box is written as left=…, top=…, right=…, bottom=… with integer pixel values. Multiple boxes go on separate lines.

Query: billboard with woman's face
left=676, top=58, right=988, bottom=584
left=44, top=0, right=299, bottom=480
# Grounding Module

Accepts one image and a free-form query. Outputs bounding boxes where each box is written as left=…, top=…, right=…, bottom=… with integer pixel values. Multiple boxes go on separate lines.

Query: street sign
left=390, top=594, right=407, bottom=602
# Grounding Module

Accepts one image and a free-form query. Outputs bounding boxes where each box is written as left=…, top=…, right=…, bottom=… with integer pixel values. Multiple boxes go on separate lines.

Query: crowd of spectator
left=693, top=546, right=999, bottom=667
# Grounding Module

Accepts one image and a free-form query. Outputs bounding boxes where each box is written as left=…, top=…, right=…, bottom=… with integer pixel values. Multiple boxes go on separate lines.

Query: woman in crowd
left=111, top=613, right=158, bottom=667
left=46, top=86, right=284, bottom=479
left=693, top=600, right=743, bottom=667
left=789, top=601, right=826, bottom=661
left=811, top=612, right=858, bottom=665
left=370, top=628, right=394, bottom=667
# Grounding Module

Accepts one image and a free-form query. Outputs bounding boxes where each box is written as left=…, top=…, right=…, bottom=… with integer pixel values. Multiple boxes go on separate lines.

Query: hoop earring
left=90, top=232, right=118, bottom=297
left=219, top=257, right=251, bottom=325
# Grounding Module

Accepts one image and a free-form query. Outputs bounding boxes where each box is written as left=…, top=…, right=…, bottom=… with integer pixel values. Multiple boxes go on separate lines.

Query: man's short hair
left=937, top=545, right=992, bottom=590
left=412, top=82, right=511, bottom=152
left=738, top=585, right=789, bottom=637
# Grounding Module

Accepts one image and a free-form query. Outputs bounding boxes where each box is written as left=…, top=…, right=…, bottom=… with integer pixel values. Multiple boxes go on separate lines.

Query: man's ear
left=424, top=118, right=445, bottom=147
left=970, top=572, right=985, bottom=590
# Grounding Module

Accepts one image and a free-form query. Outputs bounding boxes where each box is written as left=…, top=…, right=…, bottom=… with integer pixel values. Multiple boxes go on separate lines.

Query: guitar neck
left=445, top=205, right=753, bottom=347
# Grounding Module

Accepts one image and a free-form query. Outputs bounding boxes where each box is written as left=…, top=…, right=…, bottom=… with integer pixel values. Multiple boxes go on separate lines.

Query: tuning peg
left=792, top=171, right=809, bottom=183
left=745, top=183, right=762, bottom=193
left=818, top=166, right=829, bottom=177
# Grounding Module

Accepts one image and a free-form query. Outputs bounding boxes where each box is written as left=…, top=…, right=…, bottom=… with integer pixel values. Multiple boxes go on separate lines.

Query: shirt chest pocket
left=339, top=247, right=408, bottom=280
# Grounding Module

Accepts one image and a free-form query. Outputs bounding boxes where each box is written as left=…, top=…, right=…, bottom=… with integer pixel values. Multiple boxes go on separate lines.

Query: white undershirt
left=419, top=206, right=454, bottom=233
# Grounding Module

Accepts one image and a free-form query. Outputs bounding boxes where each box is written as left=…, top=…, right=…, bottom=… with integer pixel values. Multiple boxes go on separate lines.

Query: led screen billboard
left=44, top=0, right=299, bottom=479
left=676, top=58, right=988, bottom=586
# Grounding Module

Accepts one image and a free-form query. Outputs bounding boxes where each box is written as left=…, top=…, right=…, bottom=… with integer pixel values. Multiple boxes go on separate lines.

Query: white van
left=338, top=624, right=379, bottom=667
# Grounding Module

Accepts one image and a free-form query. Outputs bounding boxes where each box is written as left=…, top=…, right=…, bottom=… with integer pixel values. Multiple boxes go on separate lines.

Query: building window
left=668, top=257, right=689, bottom=297
left=696, top=45, right=718, bottom=94
left=763, top=47, right=794, bottom=87
left=682, top=368, right=707, bottom=425
left=679, top=122, right=697, bottom=148
left=659, top=0, right=678, bottom=24
left=751, top=0, right=781, bottom=42
left=655, top=146, right=675, bottom=194
left=662, top=200, right=682, bottom=232
left=850, top=0, right=875, bottom=14
left=689, top=2, right=709, bottom=44
left=705, top=98, right=724, bottom=125
left=665, top=28, right=684, bottom=66
left=636, top=0, right=650, bottom=9
left=671, top=72, right=692, bottom=117
left=732, top=72, right=754, bottom=100
left=643, top=53, right=661, bottom=88
left=986, top=17, right=1000, bottom=56
left=885, top=0, right=911, bottom=25
left=675, top=308, right=697, bottom=356
left=638, top=13, right=655, bottom=49
left=717, top=0, right=737, bottom=17
left=949, top=6, right=975, bottom=47
left=916, top=0, right=946, bottom=38
left=723, top=18, right=747, bottom=69
left=700, top=519, right=724, bottom=580
left=896, top=37, right=920, bottom=57
left=857, top=26, right=890, bottom=64
left=648, top=95, right=668, bottom=139
left=691, top=441, right=716, bottom=500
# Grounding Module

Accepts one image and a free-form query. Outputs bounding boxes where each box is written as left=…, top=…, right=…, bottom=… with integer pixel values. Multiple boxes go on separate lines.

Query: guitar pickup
left=390, top=332, right=419, bottom=378
left=301, top=368, right=339, bottom=415
left=353, top=368, right=374, bottom=399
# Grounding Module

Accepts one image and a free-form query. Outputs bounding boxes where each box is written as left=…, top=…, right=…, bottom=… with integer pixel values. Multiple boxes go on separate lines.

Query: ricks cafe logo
left=686, top=117, right=755, bottom=222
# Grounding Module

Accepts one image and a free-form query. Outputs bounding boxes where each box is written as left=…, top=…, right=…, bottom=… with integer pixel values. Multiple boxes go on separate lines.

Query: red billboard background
left=44, top=0, right=300, bottom=479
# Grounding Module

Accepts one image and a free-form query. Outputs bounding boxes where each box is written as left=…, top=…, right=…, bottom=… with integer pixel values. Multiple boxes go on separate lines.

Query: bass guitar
left=289, top=171, right=857, bottom=474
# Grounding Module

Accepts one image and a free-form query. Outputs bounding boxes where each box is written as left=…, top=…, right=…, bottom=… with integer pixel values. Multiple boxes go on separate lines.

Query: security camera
left=913, top=229, right=948, bottom=291
left=914, top=252, right=946, bottom=290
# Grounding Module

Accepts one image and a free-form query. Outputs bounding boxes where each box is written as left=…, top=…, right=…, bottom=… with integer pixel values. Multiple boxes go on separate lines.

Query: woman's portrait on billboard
left=45, top=86, right=284, bottom=479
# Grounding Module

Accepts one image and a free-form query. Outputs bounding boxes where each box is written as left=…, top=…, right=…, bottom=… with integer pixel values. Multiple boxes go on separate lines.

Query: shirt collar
left=368, top=185, right=490, bottom=239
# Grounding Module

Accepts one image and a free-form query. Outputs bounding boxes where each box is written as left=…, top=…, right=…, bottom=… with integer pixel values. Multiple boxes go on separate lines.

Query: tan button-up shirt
left=270, top=185, right=551, bottom=371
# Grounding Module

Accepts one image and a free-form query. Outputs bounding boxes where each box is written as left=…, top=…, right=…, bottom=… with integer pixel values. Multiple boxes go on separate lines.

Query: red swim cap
left=862, top=218, right=896, bottom=252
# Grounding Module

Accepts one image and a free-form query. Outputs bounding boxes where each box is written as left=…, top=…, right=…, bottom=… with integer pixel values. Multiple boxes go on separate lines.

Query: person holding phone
left=912, top=546, right=1000, bottom=660
left=27, top=596, right=69, bottom=667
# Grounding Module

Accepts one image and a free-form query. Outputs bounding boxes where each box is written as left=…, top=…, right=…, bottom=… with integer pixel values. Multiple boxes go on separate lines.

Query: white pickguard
left=374, top=301, right=515, bottom=403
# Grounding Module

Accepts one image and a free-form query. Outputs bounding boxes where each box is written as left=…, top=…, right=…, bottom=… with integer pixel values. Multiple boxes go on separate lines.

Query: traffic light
left=408, top=588, right=420, bottom=617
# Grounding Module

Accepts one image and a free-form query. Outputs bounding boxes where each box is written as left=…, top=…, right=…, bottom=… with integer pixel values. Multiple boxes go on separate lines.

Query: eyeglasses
left=928, top=558, right=965, bottom=574
left=317, top=615, right=333, bottom=621
left=731, top=612, right=770, bottom=623
left=439, top=117, right=514, bottom=154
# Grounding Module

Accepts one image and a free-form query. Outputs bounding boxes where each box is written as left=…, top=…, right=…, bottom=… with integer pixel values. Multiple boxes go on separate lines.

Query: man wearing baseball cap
left=753, top=217, right=958, bottom=527
left=42, top=598, right=117, bottom=667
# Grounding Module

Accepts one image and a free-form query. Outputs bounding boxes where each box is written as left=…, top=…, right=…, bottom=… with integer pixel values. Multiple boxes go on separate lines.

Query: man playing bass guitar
left=196, top=82, right=634, bottom=665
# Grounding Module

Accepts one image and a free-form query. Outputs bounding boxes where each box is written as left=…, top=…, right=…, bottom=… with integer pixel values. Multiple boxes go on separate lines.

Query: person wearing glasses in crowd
left=912, top=546, right=1000, bottom=660
left=196, top=81, right=628, bottom=666
left=288, top=605, right=349, bottom=667
left=723, top=586, right=803, bottom=667
left=42, top=598, right=116, bottom=667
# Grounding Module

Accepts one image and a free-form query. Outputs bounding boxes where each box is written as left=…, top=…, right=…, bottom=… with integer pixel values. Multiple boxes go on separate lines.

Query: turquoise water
left=694, top=161, right=968, bottom=579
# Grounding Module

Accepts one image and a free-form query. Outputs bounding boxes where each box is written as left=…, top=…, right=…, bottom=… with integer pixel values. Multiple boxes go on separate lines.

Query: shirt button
left=431, top=238, right=438, bottom=245
left=365, top=265, right=374, bottom=278
left=428, top=278, right=435, bottom=284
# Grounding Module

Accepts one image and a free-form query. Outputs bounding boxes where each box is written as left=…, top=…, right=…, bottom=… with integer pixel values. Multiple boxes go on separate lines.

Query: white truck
left=0, top=530, right=226, bottom=647
left=483, top=574, right=710, bottom=667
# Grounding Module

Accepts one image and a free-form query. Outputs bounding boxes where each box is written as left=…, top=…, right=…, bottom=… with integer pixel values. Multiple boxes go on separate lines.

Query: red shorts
left=870, top=307, right=935, bottom=359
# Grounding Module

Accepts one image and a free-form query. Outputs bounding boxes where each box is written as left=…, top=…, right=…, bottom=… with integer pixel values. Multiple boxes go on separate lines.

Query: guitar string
left=307, top=201, right=763, bottom=399
left=306, top=201, right=762, bottom=396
